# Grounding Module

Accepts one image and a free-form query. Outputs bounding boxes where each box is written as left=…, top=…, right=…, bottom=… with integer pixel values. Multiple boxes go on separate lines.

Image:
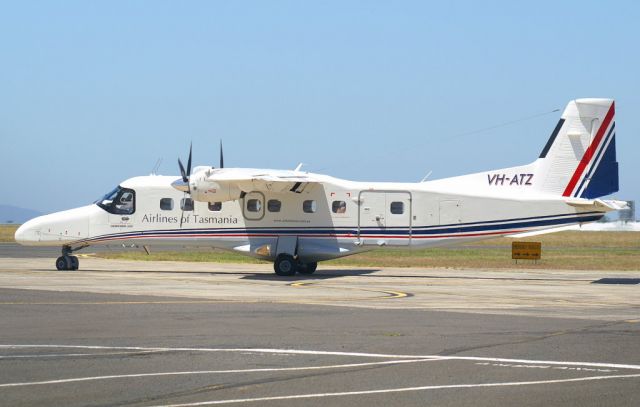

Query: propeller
left=219, top=140, right=224, bottom=169
left=176, top=143, right=193, bottom=228
left=173, top=141, right=224, bottom=228
left=178, top=143, right=193, bottom=186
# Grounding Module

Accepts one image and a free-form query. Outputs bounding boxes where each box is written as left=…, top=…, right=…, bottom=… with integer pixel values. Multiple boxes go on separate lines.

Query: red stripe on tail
left=562, top=101, right=615, bottom=197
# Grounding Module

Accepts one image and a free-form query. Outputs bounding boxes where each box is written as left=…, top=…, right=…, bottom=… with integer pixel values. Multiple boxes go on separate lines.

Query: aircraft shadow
left=33, top=268, right=379, bottom=280
left=239, top=268, right=379, bottom=281
left=591, top=278, right=640, bottom=285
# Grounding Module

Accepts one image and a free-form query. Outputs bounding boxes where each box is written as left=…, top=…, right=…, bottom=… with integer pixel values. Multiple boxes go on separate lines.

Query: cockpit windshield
left=95, top=186, right=136, bottom=215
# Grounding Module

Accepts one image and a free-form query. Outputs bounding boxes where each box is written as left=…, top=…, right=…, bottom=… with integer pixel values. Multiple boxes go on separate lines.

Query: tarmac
left=0, top=244, right=639, bottom=406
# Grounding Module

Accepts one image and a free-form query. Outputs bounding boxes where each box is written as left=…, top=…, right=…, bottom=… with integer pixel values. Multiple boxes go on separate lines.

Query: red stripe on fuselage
left=88, top=229, right=526, bottom=244
left=562, top=101, right=615, bottom=197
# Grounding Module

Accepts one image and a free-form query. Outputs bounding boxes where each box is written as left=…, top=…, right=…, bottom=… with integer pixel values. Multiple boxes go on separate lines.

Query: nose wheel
left=56, top=255, right=79, bottom=271
left=56, top=245, right=81, bottom=271
left=56, top=255, right=80, bottom=271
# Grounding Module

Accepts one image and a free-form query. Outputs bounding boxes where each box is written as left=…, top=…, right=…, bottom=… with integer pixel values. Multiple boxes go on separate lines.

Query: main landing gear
left=273, top=254, right=318, bottom=276
left=55, top=245, right=81, bottom=271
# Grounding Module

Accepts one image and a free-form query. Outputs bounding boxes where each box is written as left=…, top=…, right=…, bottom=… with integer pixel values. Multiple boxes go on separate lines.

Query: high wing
left=175, top=167, right=325, bottom=202
left=206, top=169, right=320, bottom=194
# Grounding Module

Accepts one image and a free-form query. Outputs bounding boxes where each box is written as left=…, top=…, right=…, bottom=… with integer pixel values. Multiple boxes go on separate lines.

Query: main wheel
left=297, top=261, right=317, bottom=275
left=70, top=256, right=79, bottom=270
left=274, top=254, right=297, bottom=276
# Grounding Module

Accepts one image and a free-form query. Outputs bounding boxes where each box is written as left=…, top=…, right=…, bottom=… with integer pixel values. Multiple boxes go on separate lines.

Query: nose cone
left=14, top=219, right=41, bottom=246
left=171, top=178, right=190, bottom=192
left=14, top=205, right=94, bottom=247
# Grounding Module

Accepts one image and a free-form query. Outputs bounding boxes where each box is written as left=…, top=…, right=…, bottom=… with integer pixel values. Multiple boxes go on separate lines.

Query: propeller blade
left=179, top=194, right=186, bottom=228
left=186, top=143, right=192, bottom=178
left=219, top=140, right=224, bottom=169
left=178, top=158, right=187, bottom=183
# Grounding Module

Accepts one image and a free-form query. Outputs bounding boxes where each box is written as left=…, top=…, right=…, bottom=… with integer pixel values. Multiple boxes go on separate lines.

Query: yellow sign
left=512, top=241, right=541, bottom=260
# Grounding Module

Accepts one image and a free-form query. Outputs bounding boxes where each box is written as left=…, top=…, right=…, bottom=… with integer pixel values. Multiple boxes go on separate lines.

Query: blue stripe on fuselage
left=84, top=212, right=603, bottom=243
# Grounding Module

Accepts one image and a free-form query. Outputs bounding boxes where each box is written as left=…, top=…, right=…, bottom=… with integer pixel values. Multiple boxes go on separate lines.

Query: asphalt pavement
left=0, top=247, right=638, bottom=406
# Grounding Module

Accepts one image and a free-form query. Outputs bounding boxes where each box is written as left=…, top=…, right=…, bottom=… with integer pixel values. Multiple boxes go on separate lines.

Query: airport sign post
left=512, top=241, right=542, bottom=264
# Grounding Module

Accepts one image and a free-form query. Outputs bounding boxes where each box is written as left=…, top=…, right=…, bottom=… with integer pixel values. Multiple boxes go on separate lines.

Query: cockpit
left=95, top=186, right=136, bottom=214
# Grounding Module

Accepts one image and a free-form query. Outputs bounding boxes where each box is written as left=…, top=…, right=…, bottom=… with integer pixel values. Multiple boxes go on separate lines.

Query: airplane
left=15, top=98, right=627, bottom=276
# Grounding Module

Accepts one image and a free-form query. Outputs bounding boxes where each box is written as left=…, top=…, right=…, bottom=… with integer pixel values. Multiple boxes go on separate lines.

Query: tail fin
left=536, top=98, right=618, bottom=198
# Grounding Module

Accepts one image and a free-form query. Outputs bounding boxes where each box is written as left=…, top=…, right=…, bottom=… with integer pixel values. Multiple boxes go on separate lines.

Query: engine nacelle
left=190, top=177, right=242, bottom=203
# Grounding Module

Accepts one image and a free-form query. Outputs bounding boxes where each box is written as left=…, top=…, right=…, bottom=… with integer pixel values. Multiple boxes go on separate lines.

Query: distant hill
left=0, top=205, right=42, bottom=224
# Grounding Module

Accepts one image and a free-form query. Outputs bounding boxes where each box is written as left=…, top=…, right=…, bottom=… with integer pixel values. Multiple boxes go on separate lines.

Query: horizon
left=1, top=2, right=639, bottom=213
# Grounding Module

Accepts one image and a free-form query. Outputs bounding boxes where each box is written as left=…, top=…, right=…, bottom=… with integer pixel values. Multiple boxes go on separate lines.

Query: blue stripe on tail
left=579, top=133, right=619, bottom=198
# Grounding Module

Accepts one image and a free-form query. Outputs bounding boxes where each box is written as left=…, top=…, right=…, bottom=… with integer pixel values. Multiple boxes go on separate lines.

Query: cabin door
left=358, top=191, right=411, bottom=246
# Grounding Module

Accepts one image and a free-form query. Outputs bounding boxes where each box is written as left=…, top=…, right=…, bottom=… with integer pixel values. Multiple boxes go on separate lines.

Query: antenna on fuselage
left=150, top=158, right=163, bottom=175
left=420, top=170, right=433, bottom=182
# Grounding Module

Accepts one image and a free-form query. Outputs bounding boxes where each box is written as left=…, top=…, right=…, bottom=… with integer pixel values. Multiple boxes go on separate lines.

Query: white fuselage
left=15, top=172, right=604, bottom=263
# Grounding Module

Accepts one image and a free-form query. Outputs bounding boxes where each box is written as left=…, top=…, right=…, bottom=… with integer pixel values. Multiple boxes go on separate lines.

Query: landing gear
left=69, top=256, right=79, bottom=270
left=273, top=255, right=318, bottom=276
left=55, top=255, right=78, bottom=271
left=297, top=261, right=317, bottom=275
left=55, top=246, right=80, bottom=271
left=274, top=254, right=297, bottom=276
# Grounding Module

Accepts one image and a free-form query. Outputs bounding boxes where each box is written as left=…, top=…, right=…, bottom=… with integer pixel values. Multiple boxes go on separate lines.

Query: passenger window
left=180, top=198, right=194, bottom=211
left=208, top=202, right=222, bottom=212
left=303, top=200, right=316, bottom=213
left=243, top=193, right=265, bottom=220
left=332, top=200, right=347, bottom=214
left=160, top=198, right=173, bottom=211
left=267, top=199, right=281, bottom=212
left=247, top=199, right=262, bottom=212
left=390, top=201, right=404, bottom=214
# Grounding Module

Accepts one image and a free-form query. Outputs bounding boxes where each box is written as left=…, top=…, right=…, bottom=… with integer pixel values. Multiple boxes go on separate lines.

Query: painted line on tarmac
left=0, top=359, right=434, bottom=388
left=0, top=350, right=163, bottom=359
left=1, top=344, right=639, bottom=370
left=475, top=362, right=615, bottom=373
left=288, top=281, right=410, bottom=300
left=148, top=374, right=640, bottom=406
left=379, top=290, right=409, bottom=299
left=0, top=300, right=238, bottom=305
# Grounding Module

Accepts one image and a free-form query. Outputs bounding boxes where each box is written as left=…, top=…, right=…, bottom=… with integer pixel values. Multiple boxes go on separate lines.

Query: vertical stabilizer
left=536, top=98, right=618, bottom=198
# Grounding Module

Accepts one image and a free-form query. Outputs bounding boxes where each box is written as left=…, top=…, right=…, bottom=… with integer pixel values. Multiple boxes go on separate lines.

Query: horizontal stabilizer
left=564, top=198, right=628, bottom=212
left=505, top=225, right=577, bottom=238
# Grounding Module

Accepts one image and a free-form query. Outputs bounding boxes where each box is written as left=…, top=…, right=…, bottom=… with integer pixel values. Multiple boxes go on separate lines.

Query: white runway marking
left=1, top=344, right=639, bottom=370
left=0, top=358, right=433, bottom=388
left=0, top=350, right=163, bottom=359
left=147, top=373, right=640, bottom=406
left=475, top=362, right=616, bottom=373
left=1, top=344, right=639, bottom=405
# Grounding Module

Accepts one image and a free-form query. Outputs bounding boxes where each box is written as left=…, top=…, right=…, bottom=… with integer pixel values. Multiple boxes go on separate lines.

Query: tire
left=274, top=254, right=297, bottom=276
left=55, top=256, right=67, bottom=271
left=297, top=261, right=317, bottom=275
left=70, top=256, right=79, bottom=270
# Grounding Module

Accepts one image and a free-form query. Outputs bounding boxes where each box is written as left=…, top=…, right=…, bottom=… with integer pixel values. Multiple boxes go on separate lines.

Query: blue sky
left=1, top=1, right=638, bottom=213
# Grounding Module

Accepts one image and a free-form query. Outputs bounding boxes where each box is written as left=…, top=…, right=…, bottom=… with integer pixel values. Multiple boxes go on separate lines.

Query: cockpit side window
left=95, top=186, right=136, bottom=215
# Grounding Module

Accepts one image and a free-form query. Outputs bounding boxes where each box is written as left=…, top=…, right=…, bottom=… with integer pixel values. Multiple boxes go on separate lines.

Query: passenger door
left=358, top=191, right=411, bottom=246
